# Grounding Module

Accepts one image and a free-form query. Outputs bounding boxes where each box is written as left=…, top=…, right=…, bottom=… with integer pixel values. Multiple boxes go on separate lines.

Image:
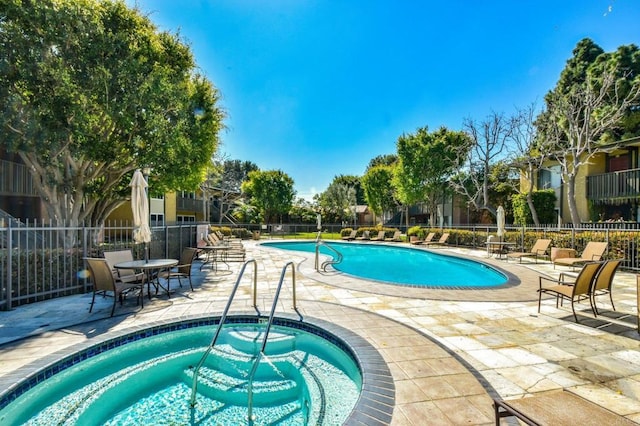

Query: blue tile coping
left=0, top=312, right=394, bottom=425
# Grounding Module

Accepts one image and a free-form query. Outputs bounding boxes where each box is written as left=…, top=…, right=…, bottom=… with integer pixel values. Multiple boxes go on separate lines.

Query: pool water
left=0, top=323, right=361, bottom=425
left=263, top=241, right=508, bottom=287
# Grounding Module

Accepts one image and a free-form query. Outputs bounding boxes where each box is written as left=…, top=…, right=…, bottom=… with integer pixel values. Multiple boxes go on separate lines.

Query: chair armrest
left=539, top=274, right=575, bottom=287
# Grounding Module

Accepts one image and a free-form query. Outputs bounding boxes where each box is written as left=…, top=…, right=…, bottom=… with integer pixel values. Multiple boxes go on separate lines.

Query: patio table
left=114, top=258, right=178, bottom=299
left=199, top=245, right=231, bottom=273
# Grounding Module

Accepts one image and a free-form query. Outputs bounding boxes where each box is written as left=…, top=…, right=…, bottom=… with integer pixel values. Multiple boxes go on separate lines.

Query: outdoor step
left=28, top=348, right=202, bottom=425
left=222, top=327, right=297, bottom=355
left=183, top=365, right=302, bottom=407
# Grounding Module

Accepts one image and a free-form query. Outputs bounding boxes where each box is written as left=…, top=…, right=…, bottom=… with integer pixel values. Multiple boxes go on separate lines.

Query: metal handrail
left=315, top=240, right=343, bottom=271
left=247, top=261, right=296, bottom=424
left=189, top=259, right=258, bottom=408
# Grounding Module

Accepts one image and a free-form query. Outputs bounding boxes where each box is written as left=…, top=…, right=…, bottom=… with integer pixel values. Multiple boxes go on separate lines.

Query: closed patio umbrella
left=496, top=205, right=506, bottom=239
left=130, top=169, right=151, bottom=261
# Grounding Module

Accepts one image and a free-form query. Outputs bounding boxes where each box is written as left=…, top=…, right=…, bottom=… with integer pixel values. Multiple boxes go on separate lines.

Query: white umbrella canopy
left=130, top=169, right=151, bottom=245
left=496, top=205, right=506, bottom=238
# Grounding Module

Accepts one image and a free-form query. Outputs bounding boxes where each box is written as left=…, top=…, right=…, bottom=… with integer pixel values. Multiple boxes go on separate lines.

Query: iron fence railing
left=0, top=221, right=201, bottom=310
left=3, top=220, right=640, bottom=311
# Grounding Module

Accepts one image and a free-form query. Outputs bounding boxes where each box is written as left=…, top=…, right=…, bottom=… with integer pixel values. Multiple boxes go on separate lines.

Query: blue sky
left=129, top=0, right=640, bottom=200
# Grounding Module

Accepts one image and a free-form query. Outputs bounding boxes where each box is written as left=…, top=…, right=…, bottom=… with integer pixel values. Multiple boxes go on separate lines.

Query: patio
left=1, top=240, right=640, bottom=424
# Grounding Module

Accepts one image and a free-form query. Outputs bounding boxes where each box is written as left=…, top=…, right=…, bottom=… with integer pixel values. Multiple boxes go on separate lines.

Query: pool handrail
left=189, top=258, right=258, bottom=408
left=247, top=261, right=302, bottom=424
left=315, top=240, right=343, bottom=271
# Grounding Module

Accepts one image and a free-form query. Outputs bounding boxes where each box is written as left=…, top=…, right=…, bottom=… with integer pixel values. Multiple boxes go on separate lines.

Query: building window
left=177, top=215, right=195, bottom=223
left=150, top=214, right=164, bottom=226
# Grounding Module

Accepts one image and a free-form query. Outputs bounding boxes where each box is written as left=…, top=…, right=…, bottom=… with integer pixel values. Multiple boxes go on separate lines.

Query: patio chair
left=103, top=250, right=145, bottom=284
left=370, top=230, right=386, bottom=241
left=385, top=231, right=403, bottom=242
left=86, top=258, right=144, bottom=317
left=538, top=261, right=603, bottom=322
left=507, top=238, right=552, bottom=263
left=553, top=241, right=608, bottom=269
left=422, top=232, right=450, bottom=247
left=355, top=230, right=370, bottom=241
left=590, top=258, right=622, bottom=316
left=157, top=247, right=198, bottom=293
left=341, top=230, right=357, bottom=241
left=494, top=389, right=638, bottom=425
left=410, top=232, right=435, bottom=245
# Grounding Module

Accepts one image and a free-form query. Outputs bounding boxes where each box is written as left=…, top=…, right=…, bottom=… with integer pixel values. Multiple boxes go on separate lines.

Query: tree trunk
left=566, top=173, right=581, bottom=225
left=526, top=164, right=540, bottom=226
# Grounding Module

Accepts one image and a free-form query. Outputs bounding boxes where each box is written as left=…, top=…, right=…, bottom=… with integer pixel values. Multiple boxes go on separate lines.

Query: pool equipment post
left=189, top=259, right=257, bottom=409
left=248, top=261, right=296, bottom=424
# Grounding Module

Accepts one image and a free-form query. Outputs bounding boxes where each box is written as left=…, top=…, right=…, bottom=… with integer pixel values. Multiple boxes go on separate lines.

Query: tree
left=450, top=112, right=512, bottom=218
left=367, top=154, right=397, bottom=169
left=508, top=103, right=549, bottom=226
left=361, top=165, right=396, bottom=222
left=241, top=170, right=295, bottom=224
left=393, top=127, right=469, bottom=227
left=0, top=0, right=224, bottom=226
left=536, top=39, right=640, bottom=224
left=317, top=182, right=356, bottom=224
left=289, top=197, right=318, bottom=223
left=331, top=175, right=365, bottom=204
left=208, top=158, right=259, bottom=223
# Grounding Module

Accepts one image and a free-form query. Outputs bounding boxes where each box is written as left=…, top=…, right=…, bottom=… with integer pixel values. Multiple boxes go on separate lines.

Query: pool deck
left=2, top=240, right=640, bottom=425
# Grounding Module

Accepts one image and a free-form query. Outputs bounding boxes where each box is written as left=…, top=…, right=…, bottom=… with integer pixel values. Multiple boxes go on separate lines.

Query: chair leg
left=609, top=291, right=616, bottom=311
left=89, top=291, right=97, bottom=313
left=589, top=294, right=598, bottom=317
left=537, top=290, right=542, bottom=313
left=188, top=275, right=194, bottom=291
left=110, top=296, right=116, bottom=317
left=570, top=300, right=579, bottom=323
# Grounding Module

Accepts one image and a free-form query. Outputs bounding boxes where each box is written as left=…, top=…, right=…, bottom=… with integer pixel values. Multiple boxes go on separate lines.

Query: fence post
left=6, top=220, right=12, bottom=310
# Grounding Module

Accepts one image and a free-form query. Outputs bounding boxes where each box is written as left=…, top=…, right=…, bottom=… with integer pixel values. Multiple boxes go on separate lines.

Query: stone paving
left=1, top=240, right=640, bottom=424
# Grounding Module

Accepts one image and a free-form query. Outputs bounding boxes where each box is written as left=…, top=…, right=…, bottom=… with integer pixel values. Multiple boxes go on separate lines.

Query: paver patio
left=1, top=240, right=640, bottom=424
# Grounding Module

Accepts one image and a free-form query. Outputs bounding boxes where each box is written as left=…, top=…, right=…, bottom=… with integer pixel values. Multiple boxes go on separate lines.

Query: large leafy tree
left=361, top=165, right=396, bottom=222
left=0, top=0, right=224, bottom=225
left=536, top=38, right=640, bottom=224
left=331, top=174, right=365, bottom=204
left=317, top=181, right=356, bottom=224
left=241, top=170, right=295, bottom=224
left=393, top=126, right=469, bottom=227
left=207, top=158, right=259, bottom=223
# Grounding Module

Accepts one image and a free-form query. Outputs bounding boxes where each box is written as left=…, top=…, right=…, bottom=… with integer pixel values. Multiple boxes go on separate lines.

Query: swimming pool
left=262, top=241, right=508, bottom=287
left=0, top=316, right=378, bottom=425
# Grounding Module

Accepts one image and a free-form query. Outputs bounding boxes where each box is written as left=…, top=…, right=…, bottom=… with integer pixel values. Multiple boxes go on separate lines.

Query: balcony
left=587, top=168, right=640, bottom=203
left=0, top=159, right=38, bottom=196
left=176, top=195, right=205, bottom=212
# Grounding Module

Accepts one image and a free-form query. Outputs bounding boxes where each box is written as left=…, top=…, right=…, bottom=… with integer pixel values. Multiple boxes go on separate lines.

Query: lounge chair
left=385, top=231, right=403, bottom=242
left=370, top=230, right=386, bottom=241
left=553, top=241, right=608, bottom=269
left=86, top=258, right=144, bottom=317
left=494, top=389, right=637, bottom=425
left=506, top=238, right=552, bottom=263
left=355, top=230, right=370, bottom=241
left=103, top=250, right=145, bottom=284
left=590, top=258, right=622, bottom=315
left=341, top=230, right=357, bottom=241
left=410, top=232, right=435, bottom=245
left=538, top=261, right=603, bottom=322
left=157, top=247, right=198, bottom=293
left=422, top=232, right=450, bottom=247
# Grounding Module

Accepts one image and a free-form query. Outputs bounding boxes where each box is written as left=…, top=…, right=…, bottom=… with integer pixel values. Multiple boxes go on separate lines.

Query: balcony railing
left=0, top=159, right=38, bottom=196
left=587, top=168, right=640, bottom=202
left=176, top=196, right=205, bottom=211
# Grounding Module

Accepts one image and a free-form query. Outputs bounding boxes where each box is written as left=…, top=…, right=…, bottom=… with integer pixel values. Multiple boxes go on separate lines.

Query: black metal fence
left=2, top=220, right=640, bottom=311
left=0, top=220, right=201, bottom=310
